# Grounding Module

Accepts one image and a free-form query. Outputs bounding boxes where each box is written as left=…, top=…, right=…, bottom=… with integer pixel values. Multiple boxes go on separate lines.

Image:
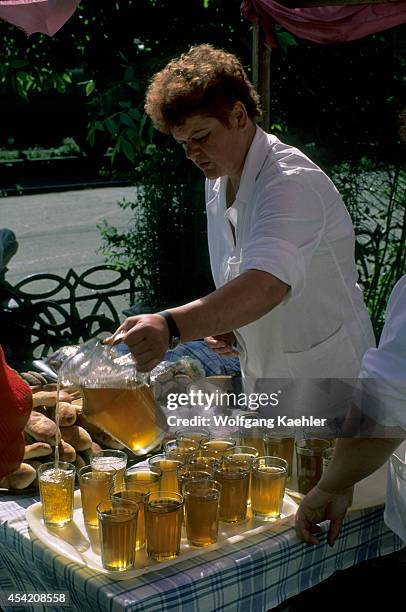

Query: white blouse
left=354, top=276, right=406, bottom=541
left=205, top=126, right=375, bottom=389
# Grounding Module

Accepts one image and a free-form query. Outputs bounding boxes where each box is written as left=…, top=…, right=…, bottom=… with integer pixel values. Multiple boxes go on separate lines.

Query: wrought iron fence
left=0, top=264, right=141, bottom=368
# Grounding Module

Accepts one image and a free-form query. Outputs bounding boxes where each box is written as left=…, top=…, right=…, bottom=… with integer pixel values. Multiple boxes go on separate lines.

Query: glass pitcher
left=59, top=339, right=168, bottom=455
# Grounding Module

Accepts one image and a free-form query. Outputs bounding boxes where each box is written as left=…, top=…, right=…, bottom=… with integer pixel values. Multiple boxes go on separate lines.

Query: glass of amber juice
left=111, top=486, right=148, bottom=551
left=148, top=454, right=184, bottom=493
left=97, top=497, right=138, bottom=571
left=214, top=463, right=250, bottom=523
left=124, top=465, right=162, bottom=495
left=239, top=420, right=266, bottom=456
left=223, top=445, right=259, bottom=506
left=186, top=449, right=221, bottom=471
left=251, top=456, right=287, bottom=520
left=184, top=481, right=221, bottom=546
left=38, top=461, right=75, bottom=527
left=200, top=438, right=236, bottom=458
left=295, top=438, right=331, bottom=495
left=163, top=440, right=193, bottom=462
left=175, top=428, right=210, bottom=451
left=90, top=449, right=127, bottom=490
left=263, top=434, right=295, bottom=478
left=176, top=464, right=213, bottom=494
left=145, top=491, right=183, bottom=561
left=79, top=464, right=116, bottom=528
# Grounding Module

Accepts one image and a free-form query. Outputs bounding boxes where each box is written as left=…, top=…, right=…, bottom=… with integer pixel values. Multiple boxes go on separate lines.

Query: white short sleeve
left=354, top=276, right=406, bottom=428
left=239, top=176, right=326, bottom=298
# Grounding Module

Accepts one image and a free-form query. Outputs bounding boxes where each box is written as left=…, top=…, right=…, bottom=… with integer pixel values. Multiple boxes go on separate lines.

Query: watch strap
left=158, top=310, right=181, bottom=349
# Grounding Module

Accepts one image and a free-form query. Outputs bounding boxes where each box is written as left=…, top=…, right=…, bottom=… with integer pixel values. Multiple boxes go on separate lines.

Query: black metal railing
left=0, top=264, right=140, bottom=368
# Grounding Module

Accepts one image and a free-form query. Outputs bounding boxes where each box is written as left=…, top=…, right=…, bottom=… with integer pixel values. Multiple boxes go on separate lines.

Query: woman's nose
left=184, top=141, right=200, bottom=160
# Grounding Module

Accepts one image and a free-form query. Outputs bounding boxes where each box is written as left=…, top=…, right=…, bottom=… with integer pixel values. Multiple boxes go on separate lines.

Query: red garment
left=0, top=346, right=32, bottom=479
left=241, top=0, right=406, bottom=46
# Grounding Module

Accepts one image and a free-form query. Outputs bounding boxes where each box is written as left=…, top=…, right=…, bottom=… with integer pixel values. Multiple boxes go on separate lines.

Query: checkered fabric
left=116, top=340, right=241, bottom=377
left=0, top=491, right=402, bottom=612
left=166, top=341, right=241, bottom=377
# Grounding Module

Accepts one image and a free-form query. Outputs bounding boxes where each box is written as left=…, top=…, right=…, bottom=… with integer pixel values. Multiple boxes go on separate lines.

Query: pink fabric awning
left=241, top=0, right=406, bottom=46
left=0, top=0, right=80, bottom=36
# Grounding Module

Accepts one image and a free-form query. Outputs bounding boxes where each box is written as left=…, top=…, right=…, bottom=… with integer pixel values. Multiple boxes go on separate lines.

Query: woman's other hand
left=204, top=332, right=239, bottom=357
left=295, top=485, right=353, bottom=547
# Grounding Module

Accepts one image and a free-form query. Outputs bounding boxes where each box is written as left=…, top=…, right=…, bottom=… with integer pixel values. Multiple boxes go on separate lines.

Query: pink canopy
left=241, top=0, right=406, bottom=46
left=0, top=0, right=80, bottom=36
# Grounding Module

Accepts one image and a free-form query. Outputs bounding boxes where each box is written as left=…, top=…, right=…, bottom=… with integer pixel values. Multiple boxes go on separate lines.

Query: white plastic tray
left=26, top=490, right=298, bottom=580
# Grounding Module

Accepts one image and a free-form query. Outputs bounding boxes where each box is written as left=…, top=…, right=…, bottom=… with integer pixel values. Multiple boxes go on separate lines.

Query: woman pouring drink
left=107, top=44, right=375, bottom=390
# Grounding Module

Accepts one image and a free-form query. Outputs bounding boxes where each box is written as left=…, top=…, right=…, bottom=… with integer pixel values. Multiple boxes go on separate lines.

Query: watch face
left=170, top=336, right=181, bottom=349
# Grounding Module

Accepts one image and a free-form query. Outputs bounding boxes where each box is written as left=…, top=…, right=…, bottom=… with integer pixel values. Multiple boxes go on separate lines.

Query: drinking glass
left=38, top=461, right=75, bottom=527
left=295, top=438, right=331, bottom=495
left=184, top=481, right=221, bottom=546
left=176, top=464, right=213, bottom=494
left=263, top=434, right=295, bottom=478
left=78, top=464, right=116, bottom=528
left=97, top=497, right=139, bottom=571
left=111, top=486, right=147, bottom=551
left=239, top=420, right=266, bottom=456
left=145, top=491, right=183, bottom=561
left=90, top=449, right=127, bottom=489
left=175, top=428, right=210, bottom=451
left=148, top=454, right=184, bottom=493
left=124, top=465, right=162, bottom=495
left=214, top=464, right=250, bottom=523
left=223, top=445, right=259, bottom=506
left=251, top=456, right=287, bottom=520
left=200, top=438, right=236, bottom=457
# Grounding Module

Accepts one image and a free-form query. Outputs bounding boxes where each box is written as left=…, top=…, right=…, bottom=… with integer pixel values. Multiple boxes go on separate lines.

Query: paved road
left=0, top=186, right=136, bottom=286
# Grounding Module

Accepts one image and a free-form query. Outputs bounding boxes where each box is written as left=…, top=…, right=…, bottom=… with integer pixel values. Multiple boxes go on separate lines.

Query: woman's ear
left=232, top=102, right=248, bottom=128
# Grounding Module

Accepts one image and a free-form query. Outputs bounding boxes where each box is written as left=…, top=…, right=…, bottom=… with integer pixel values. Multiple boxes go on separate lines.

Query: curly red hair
left=145, top=44, right=262, bottom=134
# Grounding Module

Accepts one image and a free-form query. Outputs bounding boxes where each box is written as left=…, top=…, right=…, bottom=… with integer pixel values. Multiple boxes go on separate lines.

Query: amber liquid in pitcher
left=83, top=386, right=165, bottom=454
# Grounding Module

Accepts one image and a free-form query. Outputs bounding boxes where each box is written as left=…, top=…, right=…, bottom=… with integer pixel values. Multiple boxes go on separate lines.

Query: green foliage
left=84, top=58, right=154, bottom=166
left=0, top=138, right=81, bottom=161
left=80, top=0, right=251, bottom=166
left=0, top=149, right=20, bottom=161
left=0, top=55, right=72, bottom=100
left=274, top=26, right=298, bottom=54
left=0, top=27, right=74, bottom=100
left=24, top=138, right=81, bottom=159
left=331, top=159, right=406, bottom=338
left=1, top=0, right=404, bottom=328
left=98, top=144, right=212, bottom=307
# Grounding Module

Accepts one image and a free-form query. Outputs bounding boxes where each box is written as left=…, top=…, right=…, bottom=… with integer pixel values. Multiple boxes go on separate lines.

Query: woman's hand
left=106, top=314, right=170, bottom=372
left=204, top=332, right=239, bottom=357
left=295, top=485, right=353, bottom=546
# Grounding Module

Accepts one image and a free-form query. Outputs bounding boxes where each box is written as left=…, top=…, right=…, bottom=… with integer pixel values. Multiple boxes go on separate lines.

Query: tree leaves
left=85, top=79, right=95, bottom=96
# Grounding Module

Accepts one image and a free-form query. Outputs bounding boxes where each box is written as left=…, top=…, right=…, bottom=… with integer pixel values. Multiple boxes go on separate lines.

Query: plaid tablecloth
left=0, top=490, right=402, bottom=612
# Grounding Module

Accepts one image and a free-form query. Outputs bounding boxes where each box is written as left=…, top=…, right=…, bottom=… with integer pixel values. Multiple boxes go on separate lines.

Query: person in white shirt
left=107, top=44, right=374, bottom=388
left=295, top=275, right=406, bottom=545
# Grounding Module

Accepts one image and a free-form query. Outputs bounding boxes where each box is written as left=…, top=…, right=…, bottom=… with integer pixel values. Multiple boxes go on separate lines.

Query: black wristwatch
left=158, top=310, right=181, bottom=349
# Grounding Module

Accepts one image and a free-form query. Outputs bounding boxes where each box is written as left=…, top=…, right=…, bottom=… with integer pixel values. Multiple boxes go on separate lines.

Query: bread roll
left=0, top=463, right=36, bottom=489
left=24, top=442, right=53, bottom=460
left=60, top=426, right=92, bottom=451
left=57, top=402, right=77, bottom=427
left=32, top=390, right=72, bottom=408
left=25, top=412, right=61, bottom=445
